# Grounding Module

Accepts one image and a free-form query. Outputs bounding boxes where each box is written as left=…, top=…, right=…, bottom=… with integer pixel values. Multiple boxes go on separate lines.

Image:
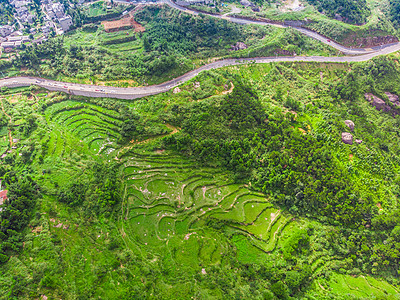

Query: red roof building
left=0, top=190, right=8, bottom=205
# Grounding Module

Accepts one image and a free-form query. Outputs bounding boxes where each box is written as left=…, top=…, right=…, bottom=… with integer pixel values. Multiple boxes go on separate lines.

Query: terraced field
left=44, top=100, right=122, bottom=155
left=116, top=148, right=400, bottom=298
left=118, top=149, right=299, bottom=267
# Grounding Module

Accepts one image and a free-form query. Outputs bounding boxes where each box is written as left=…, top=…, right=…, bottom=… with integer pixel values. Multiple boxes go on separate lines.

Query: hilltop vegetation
left=0, top=5, right=334, bottom=85
left=214, top=0, right=397, bottom=47
left=305, top=0, right=370, bottom=24
left=2, top=56, right=400, bottom=298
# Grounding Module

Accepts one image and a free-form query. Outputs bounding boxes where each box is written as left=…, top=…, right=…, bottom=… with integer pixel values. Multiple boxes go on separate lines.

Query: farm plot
left=44, top=100, right=122, bottom=154
left=315, top=272, right=400, bottom=299
left=119, top=149, right=299, bottom=271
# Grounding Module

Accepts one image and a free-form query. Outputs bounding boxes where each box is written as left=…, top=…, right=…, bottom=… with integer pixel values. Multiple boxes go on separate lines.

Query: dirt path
left=222, top=82, right=234, bottom=95
left=0, top=99, right=12, bottom=146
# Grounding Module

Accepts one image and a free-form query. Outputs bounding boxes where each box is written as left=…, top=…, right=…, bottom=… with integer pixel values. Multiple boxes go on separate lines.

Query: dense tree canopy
left=306, top=0, right=370, bottom=24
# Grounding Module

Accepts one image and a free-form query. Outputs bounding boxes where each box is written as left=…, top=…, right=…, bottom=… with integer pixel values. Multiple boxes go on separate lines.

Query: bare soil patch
left=102, top=10, right=145, bottom=33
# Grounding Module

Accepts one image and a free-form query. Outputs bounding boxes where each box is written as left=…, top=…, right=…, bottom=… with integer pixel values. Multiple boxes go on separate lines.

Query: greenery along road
left=161, top=0, right=393, bottom=55
left=2, top=44, right=400, bottom=99
left=2, top=0, right=400, bottom=99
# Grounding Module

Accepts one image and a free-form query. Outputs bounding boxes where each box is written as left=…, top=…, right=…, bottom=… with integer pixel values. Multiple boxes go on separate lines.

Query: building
left=176, top=0, right=213, bottom=5
left=45, top=4, right=56, bottom=18
left=240, top=0, right=255, bottom=7
left=0, top=190, right=7, bottom=204
left=13, top=0, right=29, bottom=8
left=16, top=6, right=28, bottom=17
left=26, top=14, right=35, bottom=24
left=7, top=35, right=29, bottom=43
left=0, top=25, right=13, bottom=37
left=52, top=2, right=64, bottom=18
left=1, top=36, right=28, bottom=52
left=1, top=41, right=17, bottom=52
left=59, top=16, right=73, bottom=32
left=42, top=21, right=54, bottom=36
left=0, top=189, right=7, bottom=212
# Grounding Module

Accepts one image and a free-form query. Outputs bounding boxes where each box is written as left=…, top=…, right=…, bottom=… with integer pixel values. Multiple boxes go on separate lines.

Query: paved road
left=1, top=0, right=400, bottom=99
left=162, top=0, right=399, bottom=55
left=1, top=46, right=399, bottom=100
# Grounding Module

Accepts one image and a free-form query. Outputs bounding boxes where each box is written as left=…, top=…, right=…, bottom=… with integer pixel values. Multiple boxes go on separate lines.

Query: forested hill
left=305, top=0, right=370, bottom=24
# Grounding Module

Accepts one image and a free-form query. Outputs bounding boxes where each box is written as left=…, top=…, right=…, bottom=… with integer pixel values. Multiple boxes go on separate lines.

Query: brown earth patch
left=102, top=10, right=145, bottom=33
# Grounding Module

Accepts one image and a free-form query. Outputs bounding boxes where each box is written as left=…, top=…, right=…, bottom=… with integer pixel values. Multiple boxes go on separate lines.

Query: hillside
left=190, top=0, right=400, bottom=47
left=1, top=55, right=400, bottom=298
left=0, top=5, right=335, bottom=86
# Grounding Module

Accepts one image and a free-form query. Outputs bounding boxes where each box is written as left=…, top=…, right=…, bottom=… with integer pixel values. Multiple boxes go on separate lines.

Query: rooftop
left=0, top=190, right=8, bottom=205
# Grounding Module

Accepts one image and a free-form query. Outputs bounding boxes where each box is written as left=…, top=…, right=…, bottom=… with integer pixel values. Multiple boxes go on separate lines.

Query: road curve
left=1, top=0, right=400, bottom=99
left=1, top=45, right=399, bottom=100
left=162, top=0, right=398, bottom=56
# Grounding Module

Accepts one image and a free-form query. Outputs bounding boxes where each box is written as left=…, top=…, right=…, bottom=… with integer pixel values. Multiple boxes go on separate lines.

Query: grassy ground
left=2, top=60, right=400, bottom=298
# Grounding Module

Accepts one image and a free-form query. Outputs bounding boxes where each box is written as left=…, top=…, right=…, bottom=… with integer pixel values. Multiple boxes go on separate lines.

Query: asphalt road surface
left=1, top=0, right=400, bottom=100
left=163, top=0, right=398, bottom=55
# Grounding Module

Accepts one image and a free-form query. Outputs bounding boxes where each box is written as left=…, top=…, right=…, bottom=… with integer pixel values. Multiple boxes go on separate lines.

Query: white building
left=7, top=35, right=30, bottom=43
left=16, top=6, right=28, bottom=17
left=1, top=41, right=17, bottom=52
left=53, top=2, right=64, bottom=18
left=59, top=15, right=73, bottom=32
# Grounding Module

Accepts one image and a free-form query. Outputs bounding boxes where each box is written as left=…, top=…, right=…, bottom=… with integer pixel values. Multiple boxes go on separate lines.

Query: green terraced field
left=43, top=100, right=122, bottom=155
left=119, top=149, right=305, bottom=272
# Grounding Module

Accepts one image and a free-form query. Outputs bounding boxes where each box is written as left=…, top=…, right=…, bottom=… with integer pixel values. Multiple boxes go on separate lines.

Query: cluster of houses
left=12, top=0, right=36, bottom=25
left=0, top=0, right=75, bottom=53
left=42, top=0, right=74, bottom=33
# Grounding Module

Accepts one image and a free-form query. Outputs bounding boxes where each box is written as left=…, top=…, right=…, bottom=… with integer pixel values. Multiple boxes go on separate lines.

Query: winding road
left=1, top=0, right=400, bottom=100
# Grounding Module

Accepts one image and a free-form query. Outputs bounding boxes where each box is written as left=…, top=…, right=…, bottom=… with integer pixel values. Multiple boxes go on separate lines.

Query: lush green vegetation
left=230, top=0, right=398, bottom=47
left=0, top=0, right=14, bottom=26
left=2, top=56, right=400, bottom=298
left=1, top=5, right=334, bottom=85
left=305, top=0, right=370, bottom=24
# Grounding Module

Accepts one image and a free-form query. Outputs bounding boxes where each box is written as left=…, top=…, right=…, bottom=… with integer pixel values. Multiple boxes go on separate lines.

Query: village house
left=45, top=4, right=56, bottom=18
left=0, top=185, right=8, bottom=212
left=7, top=35, right=30, bottom=43
left=59, top=16, right=73, bottom=32
left=52, top=2, right=64, bottom=18
left=176, top=0, right=213, bottom=5
left=0, top=190, right=7, bottom=205
left=42, top=21, right=54, bottom=36
left=1, top=41, right=18, bottom=52
left=16, top=6, right=29, bottom=17
left=0, top=25, right=13, bottom=38
left=1, top=36, right=29, bottom=52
